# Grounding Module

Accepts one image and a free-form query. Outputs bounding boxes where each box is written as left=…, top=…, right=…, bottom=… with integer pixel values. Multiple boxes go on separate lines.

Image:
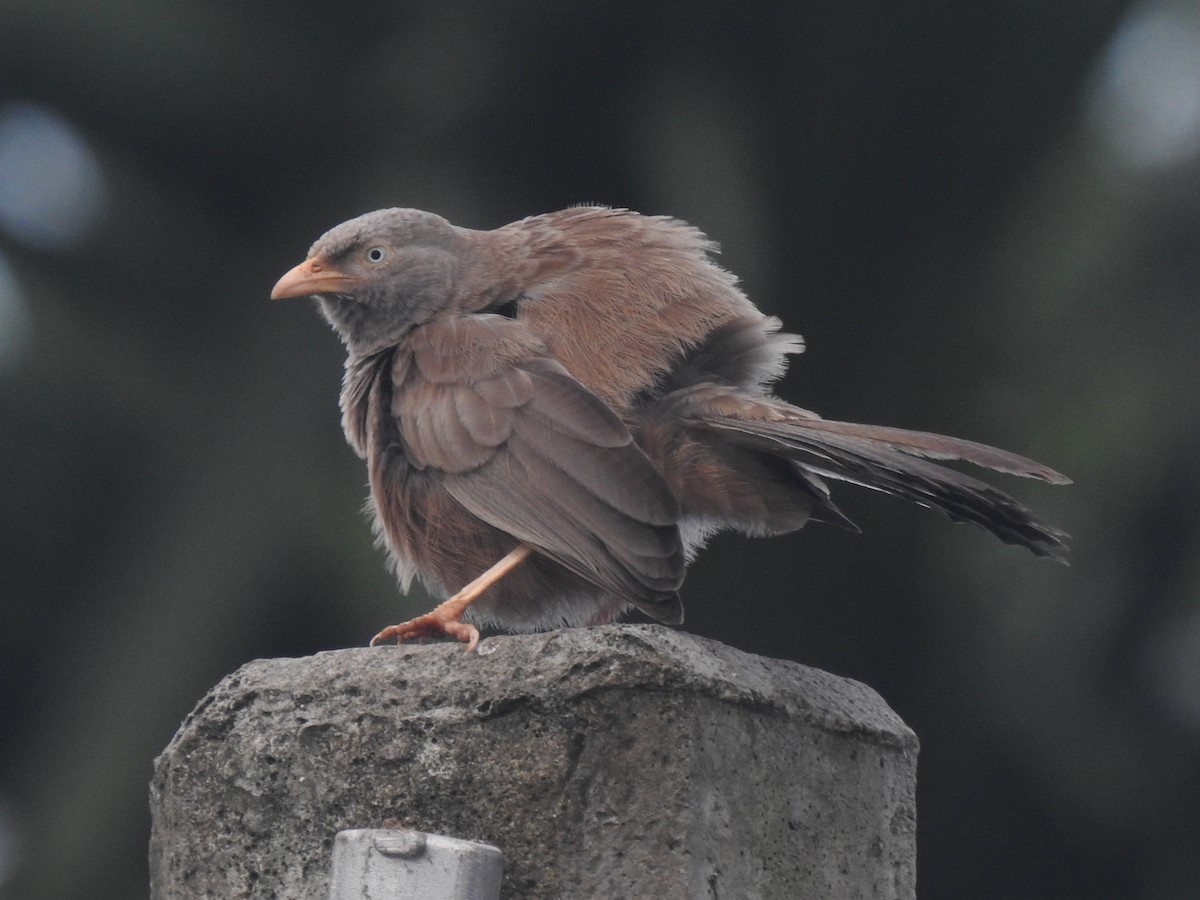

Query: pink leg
left=370, top=545, right=533, bottom=653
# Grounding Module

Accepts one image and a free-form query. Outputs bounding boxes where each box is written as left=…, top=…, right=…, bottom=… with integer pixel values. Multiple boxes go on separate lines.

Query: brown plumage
left=272, top=206, right=1069, bottom=651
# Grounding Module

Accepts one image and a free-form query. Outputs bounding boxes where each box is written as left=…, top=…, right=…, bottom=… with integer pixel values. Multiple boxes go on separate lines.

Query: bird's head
left=271, top=208, right=467, bottom=354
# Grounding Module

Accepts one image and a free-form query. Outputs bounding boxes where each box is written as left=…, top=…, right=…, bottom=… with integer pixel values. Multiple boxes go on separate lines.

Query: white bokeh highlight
left=1088, top=3, right=1200, bottom=170
left=0, top=101, right=107, bottom=251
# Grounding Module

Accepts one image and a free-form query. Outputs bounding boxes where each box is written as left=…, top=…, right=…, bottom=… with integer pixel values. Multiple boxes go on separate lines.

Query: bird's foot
left=369, top=613, right=481, bottom=653
left=369, top=545, right=534, bottom=653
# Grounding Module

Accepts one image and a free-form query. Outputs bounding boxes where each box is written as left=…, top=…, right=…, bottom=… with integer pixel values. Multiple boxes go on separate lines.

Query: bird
left=271, top=206, right=1069, bottom=652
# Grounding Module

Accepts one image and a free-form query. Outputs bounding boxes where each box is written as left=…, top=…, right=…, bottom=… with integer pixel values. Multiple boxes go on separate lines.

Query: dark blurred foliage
left=3, top=1, right=1200, bottom=898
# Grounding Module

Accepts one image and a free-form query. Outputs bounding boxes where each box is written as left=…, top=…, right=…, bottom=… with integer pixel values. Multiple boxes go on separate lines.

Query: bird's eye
left=365, top=246, right=387, bottom=263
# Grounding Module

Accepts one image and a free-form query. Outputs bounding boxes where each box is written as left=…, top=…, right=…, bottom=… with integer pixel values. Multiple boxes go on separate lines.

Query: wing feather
left=392, top=315, right=685, bottom=617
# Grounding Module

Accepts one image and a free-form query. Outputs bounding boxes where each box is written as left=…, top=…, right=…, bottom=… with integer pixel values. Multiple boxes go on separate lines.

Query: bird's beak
left=270, top=257, right=363, bottom=300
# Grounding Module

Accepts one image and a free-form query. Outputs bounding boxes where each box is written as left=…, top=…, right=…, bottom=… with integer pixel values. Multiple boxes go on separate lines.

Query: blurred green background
left=3, top=1, right=1200, bottom=898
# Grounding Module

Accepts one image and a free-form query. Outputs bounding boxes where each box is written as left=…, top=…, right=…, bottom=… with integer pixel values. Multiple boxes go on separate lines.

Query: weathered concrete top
left=151, top=625, right=918, bottom=899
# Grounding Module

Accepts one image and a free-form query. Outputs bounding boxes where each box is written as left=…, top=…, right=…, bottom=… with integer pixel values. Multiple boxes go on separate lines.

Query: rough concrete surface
left=150, top=625, right=918, bottom=899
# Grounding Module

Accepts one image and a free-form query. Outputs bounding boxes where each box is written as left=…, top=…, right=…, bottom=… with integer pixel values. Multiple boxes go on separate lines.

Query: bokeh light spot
left=0, top=101, right=107, bottom=251
left=1088, top=4, right=1200, bottom=170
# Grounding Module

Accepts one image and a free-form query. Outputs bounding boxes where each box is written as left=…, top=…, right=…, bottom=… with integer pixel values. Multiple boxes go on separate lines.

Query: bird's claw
left=369, top=615, right=480, bottom=653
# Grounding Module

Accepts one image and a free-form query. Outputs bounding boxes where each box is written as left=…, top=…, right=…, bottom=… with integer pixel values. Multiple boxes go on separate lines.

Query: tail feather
left=789, top=417, right=1071, bottom=485
left=692, top=409, right=1070, bottom=562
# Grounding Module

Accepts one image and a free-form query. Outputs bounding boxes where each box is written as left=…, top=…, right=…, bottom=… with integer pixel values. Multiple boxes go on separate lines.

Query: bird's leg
left=369, top=544, right=534, bottom=653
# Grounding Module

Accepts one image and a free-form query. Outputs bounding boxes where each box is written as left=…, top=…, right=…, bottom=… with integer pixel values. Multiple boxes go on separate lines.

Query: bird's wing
left=394, top=314, right=685, bottom=620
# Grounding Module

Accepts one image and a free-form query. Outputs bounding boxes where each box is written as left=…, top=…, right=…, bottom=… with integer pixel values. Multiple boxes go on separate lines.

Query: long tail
left=680, top=390, right=1070, bottom=561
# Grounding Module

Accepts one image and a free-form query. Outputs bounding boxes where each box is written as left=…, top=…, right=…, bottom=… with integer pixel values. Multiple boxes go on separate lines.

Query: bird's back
left=500, top=207, right=792, bottom=414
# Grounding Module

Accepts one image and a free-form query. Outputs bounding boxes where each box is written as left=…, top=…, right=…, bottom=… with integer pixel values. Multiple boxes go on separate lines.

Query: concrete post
left=149, top=625, right=917, bottom=899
